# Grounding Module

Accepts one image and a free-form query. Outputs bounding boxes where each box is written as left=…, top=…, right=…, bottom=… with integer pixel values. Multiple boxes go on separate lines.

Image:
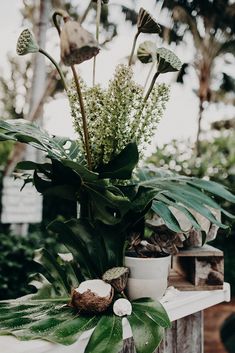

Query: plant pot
left=125, top=255, right=171, bottom=301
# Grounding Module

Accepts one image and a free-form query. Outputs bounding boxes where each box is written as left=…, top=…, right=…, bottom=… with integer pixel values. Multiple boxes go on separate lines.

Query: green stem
left=144, top=72, right=160, bottom=102
left=71, top=65, right=92, bottom=169
left=39, top=48, right=67, bottom=91
left=128, top=31, right=140, bottom=66
left=92, top=0, right=102, bottom=86
left=80, top=0, right=93, bottom=24
left=144, top=62, right=155, bottom=89
left=52, top=9, right=92, bottom=169
left=52, top=10, right=70, bottom=35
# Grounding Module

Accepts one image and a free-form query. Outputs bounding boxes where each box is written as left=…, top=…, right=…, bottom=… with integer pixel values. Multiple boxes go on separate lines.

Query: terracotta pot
left=125, top=255, right=171, bottom=301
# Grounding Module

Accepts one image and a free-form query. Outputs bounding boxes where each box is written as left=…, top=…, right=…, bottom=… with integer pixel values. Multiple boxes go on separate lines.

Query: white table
left=0, top=283, right=230, bottom=353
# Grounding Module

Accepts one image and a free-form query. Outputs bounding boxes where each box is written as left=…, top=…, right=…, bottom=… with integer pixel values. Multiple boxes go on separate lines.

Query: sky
left=0, top=0, right=233, bottom=156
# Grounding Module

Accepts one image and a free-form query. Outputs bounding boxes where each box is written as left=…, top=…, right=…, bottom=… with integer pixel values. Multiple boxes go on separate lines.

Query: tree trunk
left=195, top=61, right=211, bottom=156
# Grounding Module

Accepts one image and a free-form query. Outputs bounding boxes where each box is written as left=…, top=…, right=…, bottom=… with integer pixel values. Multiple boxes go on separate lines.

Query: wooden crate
left=169, top=245, right=224, bottom=290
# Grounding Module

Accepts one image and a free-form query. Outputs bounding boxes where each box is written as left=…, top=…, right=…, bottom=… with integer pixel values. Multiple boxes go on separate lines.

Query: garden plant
left=0, top=4, right=234, bottom=353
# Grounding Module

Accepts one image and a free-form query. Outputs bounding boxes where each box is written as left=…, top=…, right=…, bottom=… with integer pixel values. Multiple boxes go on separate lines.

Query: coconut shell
left=71, top=287, right=114, bottom=313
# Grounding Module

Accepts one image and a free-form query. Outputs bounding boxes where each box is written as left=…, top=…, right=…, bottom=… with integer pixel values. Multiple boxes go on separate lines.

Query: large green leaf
left=84, top=183, right=131, bottom=225
left=97, top=142, right=139, bottom=180
left=0, top=120, right=74, bottom=160
left=34, top=249, right=72, bottom=297
left=131, top=298, right=171, bottom=329
left=151, top=201, right=182, bottom=233
left=128, top=309, right=164, bottom=353
left=48, top=220, right=99, bottom=279
left=0, top=301, right=98, bottom=345
left=0, top=296, right=170, bottom=349
left=85, top=315, right=123, bottom=353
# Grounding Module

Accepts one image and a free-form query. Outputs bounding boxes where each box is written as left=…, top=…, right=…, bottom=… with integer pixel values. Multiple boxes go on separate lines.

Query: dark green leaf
left=85, top=315, right=123, bottom=353
left=152, top=200, right=182, bottom=233
left=97, top=143, right=139, bottom=180
left=128, top=309, right=164, bottom=353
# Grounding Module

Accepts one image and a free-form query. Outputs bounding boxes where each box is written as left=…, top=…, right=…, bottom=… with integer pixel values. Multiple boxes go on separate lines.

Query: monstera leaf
left=0, top=297, right=170, bottom=351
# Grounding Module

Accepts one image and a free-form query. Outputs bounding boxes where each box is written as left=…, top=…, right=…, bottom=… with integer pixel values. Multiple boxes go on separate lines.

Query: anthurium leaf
left=48, top=219, right=103, bottom=279
left=151, top=200, right=182, bottom=233
left=85, top=315, right=123, bottom=353
left=0, top=301, right=99, bottom=346
left=84, top=183, right=131, bottom=225
left=97, top=142, right=139, bottom=180
left=128, top=309, right=164, bottom=353
left=131, top=298, right=171, bottom=329
left=64, top=219, right=108, bottom=276
left=61, top=159, right=98, bottom=182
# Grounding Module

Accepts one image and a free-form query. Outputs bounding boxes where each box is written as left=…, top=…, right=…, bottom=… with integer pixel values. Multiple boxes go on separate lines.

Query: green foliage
left=0, top=140, right=13, bottom=168
left=0, top=231, right=58, bottom=300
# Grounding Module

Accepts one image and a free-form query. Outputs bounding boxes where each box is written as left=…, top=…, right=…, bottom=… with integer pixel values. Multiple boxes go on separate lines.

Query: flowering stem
left=71, top=65, right=92, bottom=169
left=38, top=48, right=67, bottom=91
left=93, top=0, right=102, bottom=86
left=144, top=72, right=160, bottom=101
left=128, top=31, right=140, bottom=66
left=52, top=10, right=92, bottom=169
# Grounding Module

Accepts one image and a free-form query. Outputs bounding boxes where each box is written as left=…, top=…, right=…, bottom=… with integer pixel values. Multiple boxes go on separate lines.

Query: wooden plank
left=156, top=312, right=203, bottom=353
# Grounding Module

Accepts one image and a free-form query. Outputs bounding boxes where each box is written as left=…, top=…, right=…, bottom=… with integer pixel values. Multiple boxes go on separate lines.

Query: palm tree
left=156, top=0, right=235, bottom=154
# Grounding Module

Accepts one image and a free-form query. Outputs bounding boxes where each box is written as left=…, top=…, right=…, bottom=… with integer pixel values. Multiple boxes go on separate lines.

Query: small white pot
left=125, top=255, right=171, bottom=301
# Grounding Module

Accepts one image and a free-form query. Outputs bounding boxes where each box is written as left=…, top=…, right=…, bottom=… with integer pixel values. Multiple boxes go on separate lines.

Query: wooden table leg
left=157, top=311, right=204, bottom=353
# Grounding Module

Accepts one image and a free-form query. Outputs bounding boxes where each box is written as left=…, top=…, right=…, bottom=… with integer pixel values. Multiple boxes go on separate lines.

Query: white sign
left=1, top=177, right=42, bottom=223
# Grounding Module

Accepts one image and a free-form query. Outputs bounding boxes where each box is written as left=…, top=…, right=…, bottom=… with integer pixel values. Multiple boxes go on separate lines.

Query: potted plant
left=0, top=5, right=234, bottom=353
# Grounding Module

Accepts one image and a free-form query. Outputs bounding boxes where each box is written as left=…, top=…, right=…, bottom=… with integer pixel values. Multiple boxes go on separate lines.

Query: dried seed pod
left=102, top=267, right=129, bottom=292
left=71, top=279, right=114, bottom=313
left=60, top=20, right=99, bottom=65
left=137, top=41, right=157, bottom=63
left=156, top=47, right=182, bottom=74
left=16, top=29, right=39, bottom=56
left=137, top=8, right=161, bottom=34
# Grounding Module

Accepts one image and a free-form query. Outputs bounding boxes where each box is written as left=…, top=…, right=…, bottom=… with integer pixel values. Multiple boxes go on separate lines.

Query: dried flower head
left=137, top=8, right=161, bottom=34
left=60, top=20, right=99, bottom=65
left=103, top=267, right=129, bottom=292
left=137, top=41, right=157, bottom=63
left=156, top=48, right=182, bottom=74
left=16, top=29, right=39, bottom=56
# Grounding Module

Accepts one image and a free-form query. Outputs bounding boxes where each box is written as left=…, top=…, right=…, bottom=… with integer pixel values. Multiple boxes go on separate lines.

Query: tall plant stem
left=52, top=10, right=92, bottom=169
left=128, top=31, right=140, bottom=66
left=71, top=65, right=92, bottom=169
left=81, top=0, right=93, bottom=24
left=144, top=72, right=160, bottom=101
left=92, top=0, right=102, bottom=86
left=144, top=62, right=155, bottom=89
left=39, top=48, right=67, bottom=91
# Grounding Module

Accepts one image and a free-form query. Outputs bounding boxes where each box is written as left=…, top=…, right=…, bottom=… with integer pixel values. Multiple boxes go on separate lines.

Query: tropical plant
left=0, top=5, right=234, bottom=353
